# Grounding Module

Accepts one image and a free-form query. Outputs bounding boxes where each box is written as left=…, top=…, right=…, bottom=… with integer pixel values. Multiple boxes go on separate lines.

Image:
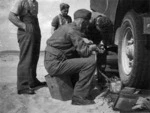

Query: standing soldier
left=51, top=3, right=72, bottom=34
left=8, top=0, right=46, bottom=95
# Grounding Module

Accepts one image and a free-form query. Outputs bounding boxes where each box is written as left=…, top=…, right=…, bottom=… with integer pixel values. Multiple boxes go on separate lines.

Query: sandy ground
left=0, top=52, right=119, bottom=113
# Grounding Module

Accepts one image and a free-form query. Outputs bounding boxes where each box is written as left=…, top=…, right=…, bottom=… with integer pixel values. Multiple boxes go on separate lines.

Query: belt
left=45, top=45, right=66, bottom=61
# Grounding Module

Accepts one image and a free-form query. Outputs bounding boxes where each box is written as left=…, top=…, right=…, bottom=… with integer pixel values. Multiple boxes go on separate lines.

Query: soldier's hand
left=89, top=44, right=97, bottom=51
left=96, top=46, right=105, bottom=54
left=83, top=38, right=93, bottom=44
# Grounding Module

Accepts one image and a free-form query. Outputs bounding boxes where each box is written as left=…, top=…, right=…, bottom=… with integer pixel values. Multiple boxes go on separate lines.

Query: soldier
left=44, top=9, right=100, bottom=105
left=51, top=3, right=72, bottom=34
left=87, top=14, right=113, bottom=47
left=86, top=14, right=113, bottom=86
left=8, top=0, right=46, bottom=95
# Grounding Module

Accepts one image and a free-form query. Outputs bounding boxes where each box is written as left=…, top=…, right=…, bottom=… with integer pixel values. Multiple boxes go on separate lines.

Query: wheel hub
left=122, top=27, right=134, bottom=74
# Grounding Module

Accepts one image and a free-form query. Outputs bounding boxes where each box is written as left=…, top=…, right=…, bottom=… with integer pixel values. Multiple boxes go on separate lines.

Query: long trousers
left=17, top=23, right=41, bottom=90
left=44, top=51, right=96, bottom=98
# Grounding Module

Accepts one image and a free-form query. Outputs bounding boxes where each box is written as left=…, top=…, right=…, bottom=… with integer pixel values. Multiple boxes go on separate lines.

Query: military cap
left=74, top=9, right=91, bottom=20
left=60, top=3, right=70, bottom=11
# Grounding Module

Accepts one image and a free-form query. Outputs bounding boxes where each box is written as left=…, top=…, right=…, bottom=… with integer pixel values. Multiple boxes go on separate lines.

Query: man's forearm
left=8, top=12, right=26, bottom=30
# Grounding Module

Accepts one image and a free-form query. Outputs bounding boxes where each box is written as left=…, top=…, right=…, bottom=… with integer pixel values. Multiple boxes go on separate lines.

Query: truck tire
left=118, top=11, right=149, bottom=89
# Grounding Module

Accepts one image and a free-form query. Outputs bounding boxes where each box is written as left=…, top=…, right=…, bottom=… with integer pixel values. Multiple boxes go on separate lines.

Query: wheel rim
left=121, top=24, right=134, bottom=75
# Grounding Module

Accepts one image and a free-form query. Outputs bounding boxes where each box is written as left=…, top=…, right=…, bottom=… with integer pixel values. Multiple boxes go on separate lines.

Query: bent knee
left=87, top=55, right=96, bottom=66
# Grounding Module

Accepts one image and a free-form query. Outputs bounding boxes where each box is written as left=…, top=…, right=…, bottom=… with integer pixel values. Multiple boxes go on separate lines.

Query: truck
left=90, top=0, right=150, bottom=89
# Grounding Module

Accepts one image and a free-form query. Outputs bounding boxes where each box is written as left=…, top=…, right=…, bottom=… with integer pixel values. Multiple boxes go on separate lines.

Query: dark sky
left=0, top=0, right=90, bottom=51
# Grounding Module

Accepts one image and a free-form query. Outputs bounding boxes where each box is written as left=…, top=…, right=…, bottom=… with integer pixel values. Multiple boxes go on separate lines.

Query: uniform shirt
left=46, top=22, right=91, bottom=58
left=51, top=14, right=72, bottom=30
left=10, top=0, right=38, bottom=17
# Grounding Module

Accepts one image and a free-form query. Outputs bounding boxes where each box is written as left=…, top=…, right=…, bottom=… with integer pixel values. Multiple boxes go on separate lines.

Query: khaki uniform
left=44, top=23, right=96, bottom=98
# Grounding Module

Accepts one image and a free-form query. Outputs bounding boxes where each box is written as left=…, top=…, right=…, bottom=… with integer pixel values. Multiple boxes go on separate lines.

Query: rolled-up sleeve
left=68, top=31, right=91, bottom=57
left=51, top=16, right=59, bottom=28
left=10, top=0, right=23, bottom=15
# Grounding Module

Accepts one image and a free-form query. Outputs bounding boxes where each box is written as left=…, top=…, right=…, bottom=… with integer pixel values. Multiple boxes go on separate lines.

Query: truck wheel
left=118, top=11, right=149, bottom=88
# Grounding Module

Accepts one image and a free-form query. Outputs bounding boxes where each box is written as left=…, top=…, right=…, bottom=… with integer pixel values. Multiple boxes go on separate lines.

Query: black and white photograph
left=0, top=0, right=150, bottom=113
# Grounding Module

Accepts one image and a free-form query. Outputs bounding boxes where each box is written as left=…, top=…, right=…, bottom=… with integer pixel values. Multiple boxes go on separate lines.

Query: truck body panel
left=90, top=0, right=119, bottom=24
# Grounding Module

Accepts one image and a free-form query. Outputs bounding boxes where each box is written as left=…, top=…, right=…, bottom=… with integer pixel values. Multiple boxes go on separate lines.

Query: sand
left=0, top=52, right=119, bottom=113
